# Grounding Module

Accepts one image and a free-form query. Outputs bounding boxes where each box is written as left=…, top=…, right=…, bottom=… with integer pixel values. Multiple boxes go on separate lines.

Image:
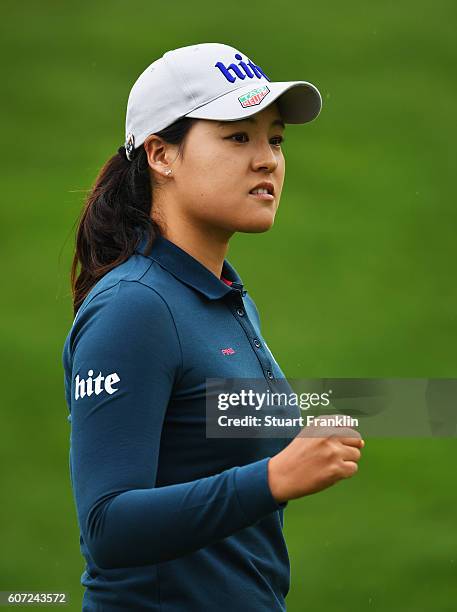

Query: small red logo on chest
left=221, top=347, right=236, bottom=355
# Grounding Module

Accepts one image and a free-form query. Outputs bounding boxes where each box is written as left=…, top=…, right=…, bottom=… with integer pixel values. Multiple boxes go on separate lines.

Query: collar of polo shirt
left=134, top=231, right=244, bottom=300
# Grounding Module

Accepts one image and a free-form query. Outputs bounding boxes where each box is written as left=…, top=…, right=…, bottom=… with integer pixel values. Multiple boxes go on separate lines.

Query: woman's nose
left=251, top=143, right=279, bottom=173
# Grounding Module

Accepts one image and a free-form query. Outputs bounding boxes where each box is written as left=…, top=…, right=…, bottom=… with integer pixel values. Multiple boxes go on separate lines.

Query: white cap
left=124, top=42, right=322, bottom=160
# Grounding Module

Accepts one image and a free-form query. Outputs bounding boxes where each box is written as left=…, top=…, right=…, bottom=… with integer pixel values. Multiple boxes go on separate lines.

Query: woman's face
left=155, top=102, right=286, bottom=236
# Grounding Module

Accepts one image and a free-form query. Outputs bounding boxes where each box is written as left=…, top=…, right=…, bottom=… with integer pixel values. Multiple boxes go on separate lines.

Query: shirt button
left=236, top=307, right=245, bottom=317
left=253, top=338, right=261, bottom=348
left=266, top=370, right=274, bottom=379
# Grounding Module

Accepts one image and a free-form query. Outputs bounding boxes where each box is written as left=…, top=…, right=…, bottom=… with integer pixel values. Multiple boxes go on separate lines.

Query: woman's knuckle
left=348, top=462, right=359, bottom=475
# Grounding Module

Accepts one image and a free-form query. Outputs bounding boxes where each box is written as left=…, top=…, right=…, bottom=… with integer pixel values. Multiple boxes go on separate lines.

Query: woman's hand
left=268, top=415, right=365, bottom=503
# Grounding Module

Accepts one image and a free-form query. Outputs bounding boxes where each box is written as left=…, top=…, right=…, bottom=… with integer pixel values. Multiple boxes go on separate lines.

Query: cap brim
left=184, top=80, right=322, bottom=124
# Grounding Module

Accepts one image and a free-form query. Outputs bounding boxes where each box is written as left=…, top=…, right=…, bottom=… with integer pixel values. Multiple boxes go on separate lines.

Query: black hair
left=70, top=116, right=197, bottom=317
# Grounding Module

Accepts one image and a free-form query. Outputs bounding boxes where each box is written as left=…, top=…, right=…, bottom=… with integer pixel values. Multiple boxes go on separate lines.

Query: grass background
left=1, top=0, right=456, bottom=610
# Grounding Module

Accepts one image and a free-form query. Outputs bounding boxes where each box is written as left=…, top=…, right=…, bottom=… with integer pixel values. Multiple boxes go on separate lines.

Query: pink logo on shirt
left=221, top=347, right=236, bottom=355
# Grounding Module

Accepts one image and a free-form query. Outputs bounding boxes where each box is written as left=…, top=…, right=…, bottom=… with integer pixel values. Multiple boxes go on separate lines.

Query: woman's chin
left=236, top=215, right=276, bottom=233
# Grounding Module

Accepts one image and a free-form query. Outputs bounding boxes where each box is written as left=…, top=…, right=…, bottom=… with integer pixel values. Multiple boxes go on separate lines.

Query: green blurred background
left=1, top=0, right=456, bottom=610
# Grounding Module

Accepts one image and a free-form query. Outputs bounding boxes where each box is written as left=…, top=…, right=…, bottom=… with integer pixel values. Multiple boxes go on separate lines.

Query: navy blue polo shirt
left=62, top=231, right=299, bottom=611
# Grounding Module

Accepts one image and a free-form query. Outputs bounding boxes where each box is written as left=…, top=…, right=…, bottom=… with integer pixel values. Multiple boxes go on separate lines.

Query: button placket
left=226, top=291, right=276, bottom=385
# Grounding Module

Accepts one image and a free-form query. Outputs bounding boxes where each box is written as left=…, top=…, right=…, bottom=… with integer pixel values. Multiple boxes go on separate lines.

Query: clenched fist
left=268, top=415, right=365, bottom=503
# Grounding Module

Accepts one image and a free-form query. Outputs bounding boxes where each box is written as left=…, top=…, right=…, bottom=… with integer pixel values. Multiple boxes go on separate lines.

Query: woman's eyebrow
left=217, top=118, right=285, bottom=129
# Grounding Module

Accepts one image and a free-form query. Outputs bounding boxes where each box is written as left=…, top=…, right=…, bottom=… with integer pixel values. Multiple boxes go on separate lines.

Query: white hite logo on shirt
left=74, top=369, right=120, bottom=401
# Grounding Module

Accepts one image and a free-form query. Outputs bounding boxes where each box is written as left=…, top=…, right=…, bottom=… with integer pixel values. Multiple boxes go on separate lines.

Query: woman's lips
left=248, top=192, right=275, bottom=201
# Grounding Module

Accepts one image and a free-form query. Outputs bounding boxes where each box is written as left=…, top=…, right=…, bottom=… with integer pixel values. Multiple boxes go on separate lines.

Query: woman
left=62, top=42, right=364, bottom=611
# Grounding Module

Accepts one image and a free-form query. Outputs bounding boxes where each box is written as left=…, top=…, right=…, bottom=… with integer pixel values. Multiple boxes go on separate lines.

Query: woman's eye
left=271, top=136, right=285, bottom=147
left=226, top=133, right=285, bottom=146
left=228, top=133, right=249, bottom=143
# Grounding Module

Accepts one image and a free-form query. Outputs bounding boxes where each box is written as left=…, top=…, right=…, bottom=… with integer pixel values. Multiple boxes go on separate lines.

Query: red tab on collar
left=220, top=276, right=233, bottom=286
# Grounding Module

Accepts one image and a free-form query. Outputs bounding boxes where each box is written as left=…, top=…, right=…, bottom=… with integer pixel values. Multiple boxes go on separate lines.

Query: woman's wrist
left=267, top=456, right=287, bottom=504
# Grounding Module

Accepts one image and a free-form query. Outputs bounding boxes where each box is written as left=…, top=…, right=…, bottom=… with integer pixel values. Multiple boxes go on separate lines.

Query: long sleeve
left=64, top=279, right=282, bottom=570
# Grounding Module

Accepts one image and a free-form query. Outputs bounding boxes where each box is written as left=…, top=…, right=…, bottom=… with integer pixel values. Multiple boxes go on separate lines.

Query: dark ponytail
left=70, top=116, right=197, bottom=317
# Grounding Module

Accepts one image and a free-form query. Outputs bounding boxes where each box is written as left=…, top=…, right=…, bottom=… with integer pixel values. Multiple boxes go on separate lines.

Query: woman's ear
left=144, top=135, right=177, bottom=179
